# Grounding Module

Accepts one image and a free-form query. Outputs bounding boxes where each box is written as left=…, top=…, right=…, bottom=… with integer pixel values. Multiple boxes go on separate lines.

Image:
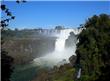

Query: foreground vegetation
left=32, top=63, right=75, bottom=81
left=75, top=14, right=110, bottom=81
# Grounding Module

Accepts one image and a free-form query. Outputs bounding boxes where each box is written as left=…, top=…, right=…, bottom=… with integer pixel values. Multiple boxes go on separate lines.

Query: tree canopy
left=75, top=14, right=110, bottom=81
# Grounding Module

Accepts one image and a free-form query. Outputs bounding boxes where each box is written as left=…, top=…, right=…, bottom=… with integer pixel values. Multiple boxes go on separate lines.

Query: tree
left=1, top=50, right=14, bottom=81
left=1, top=1, right=26, bottom=81
left=75, top=14, right=110, bottom=81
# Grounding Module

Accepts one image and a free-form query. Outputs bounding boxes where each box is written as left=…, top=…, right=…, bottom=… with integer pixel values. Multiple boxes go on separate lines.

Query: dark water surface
left=10, top=63, right=39, bottom=81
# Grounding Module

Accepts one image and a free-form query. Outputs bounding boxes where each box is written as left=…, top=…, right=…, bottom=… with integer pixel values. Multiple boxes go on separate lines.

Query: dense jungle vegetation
left=75, top=14, right=110, bottom=81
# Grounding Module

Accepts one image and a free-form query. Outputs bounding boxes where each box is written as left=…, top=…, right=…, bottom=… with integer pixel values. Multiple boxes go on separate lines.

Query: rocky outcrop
left=65, top=32, right=77, bottom=48
left=69, top=55, right=77, bottom=67
left=32, top=69, right=49, bottom=81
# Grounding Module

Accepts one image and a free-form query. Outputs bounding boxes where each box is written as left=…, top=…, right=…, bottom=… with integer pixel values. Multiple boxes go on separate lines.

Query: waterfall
left=77, top=68, right=81, bottom=79
left=33, top=28, right=82, bottom=67
left=55, top=30, right=70, bottom=51
left=55, top=29, right=81, bottom=51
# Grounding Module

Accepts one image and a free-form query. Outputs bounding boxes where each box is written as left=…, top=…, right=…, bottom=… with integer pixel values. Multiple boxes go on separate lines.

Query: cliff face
left=65, top=32, right=78, bottom=48
left=69, top=55, right=77, bottom=67
left=2, top=37, right=56, bottom=64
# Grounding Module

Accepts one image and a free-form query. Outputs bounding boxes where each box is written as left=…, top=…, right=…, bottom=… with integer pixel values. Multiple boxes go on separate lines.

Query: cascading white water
left=33, top=28, right=82, bottom=67
left=55, top=30, right=69, bottom=51
left=55, top=29, right=81, bottom=51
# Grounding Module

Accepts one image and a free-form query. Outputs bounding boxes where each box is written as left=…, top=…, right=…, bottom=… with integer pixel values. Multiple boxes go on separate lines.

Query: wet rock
left=69, top=55, right=76, bottom=67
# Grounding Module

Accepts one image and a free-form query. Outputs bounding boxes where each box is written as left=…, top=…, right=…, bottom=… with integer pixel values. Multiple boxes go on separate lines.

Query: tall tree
left=1, top=1, right=26, bottom=81
left=75, top=14, right=110, bottom=81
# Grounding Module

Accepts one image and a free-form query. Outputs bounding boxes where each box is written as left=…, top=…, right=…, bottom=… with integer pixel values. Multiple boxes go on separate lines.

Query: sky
left=1, top=1, right=110, bottom=29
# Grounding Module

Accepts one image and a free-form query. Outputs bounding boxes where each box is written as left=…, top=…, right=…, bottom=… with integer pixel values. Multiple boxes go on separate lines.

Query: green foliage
left=1, top=50, right=14, bottom=81
left=1, top=1, right=27, bottom=81
left=50, top=64, right=75, bottom=81
left=80, top=75, right=90, bottom=81
left=76, top=14, right=110, bottom=81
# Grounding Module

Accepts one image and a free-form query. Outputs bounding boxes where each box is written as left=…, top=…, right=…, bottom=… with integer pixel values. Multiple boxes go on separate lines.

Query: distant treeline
left=1, top=26, right=65, bottom=39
